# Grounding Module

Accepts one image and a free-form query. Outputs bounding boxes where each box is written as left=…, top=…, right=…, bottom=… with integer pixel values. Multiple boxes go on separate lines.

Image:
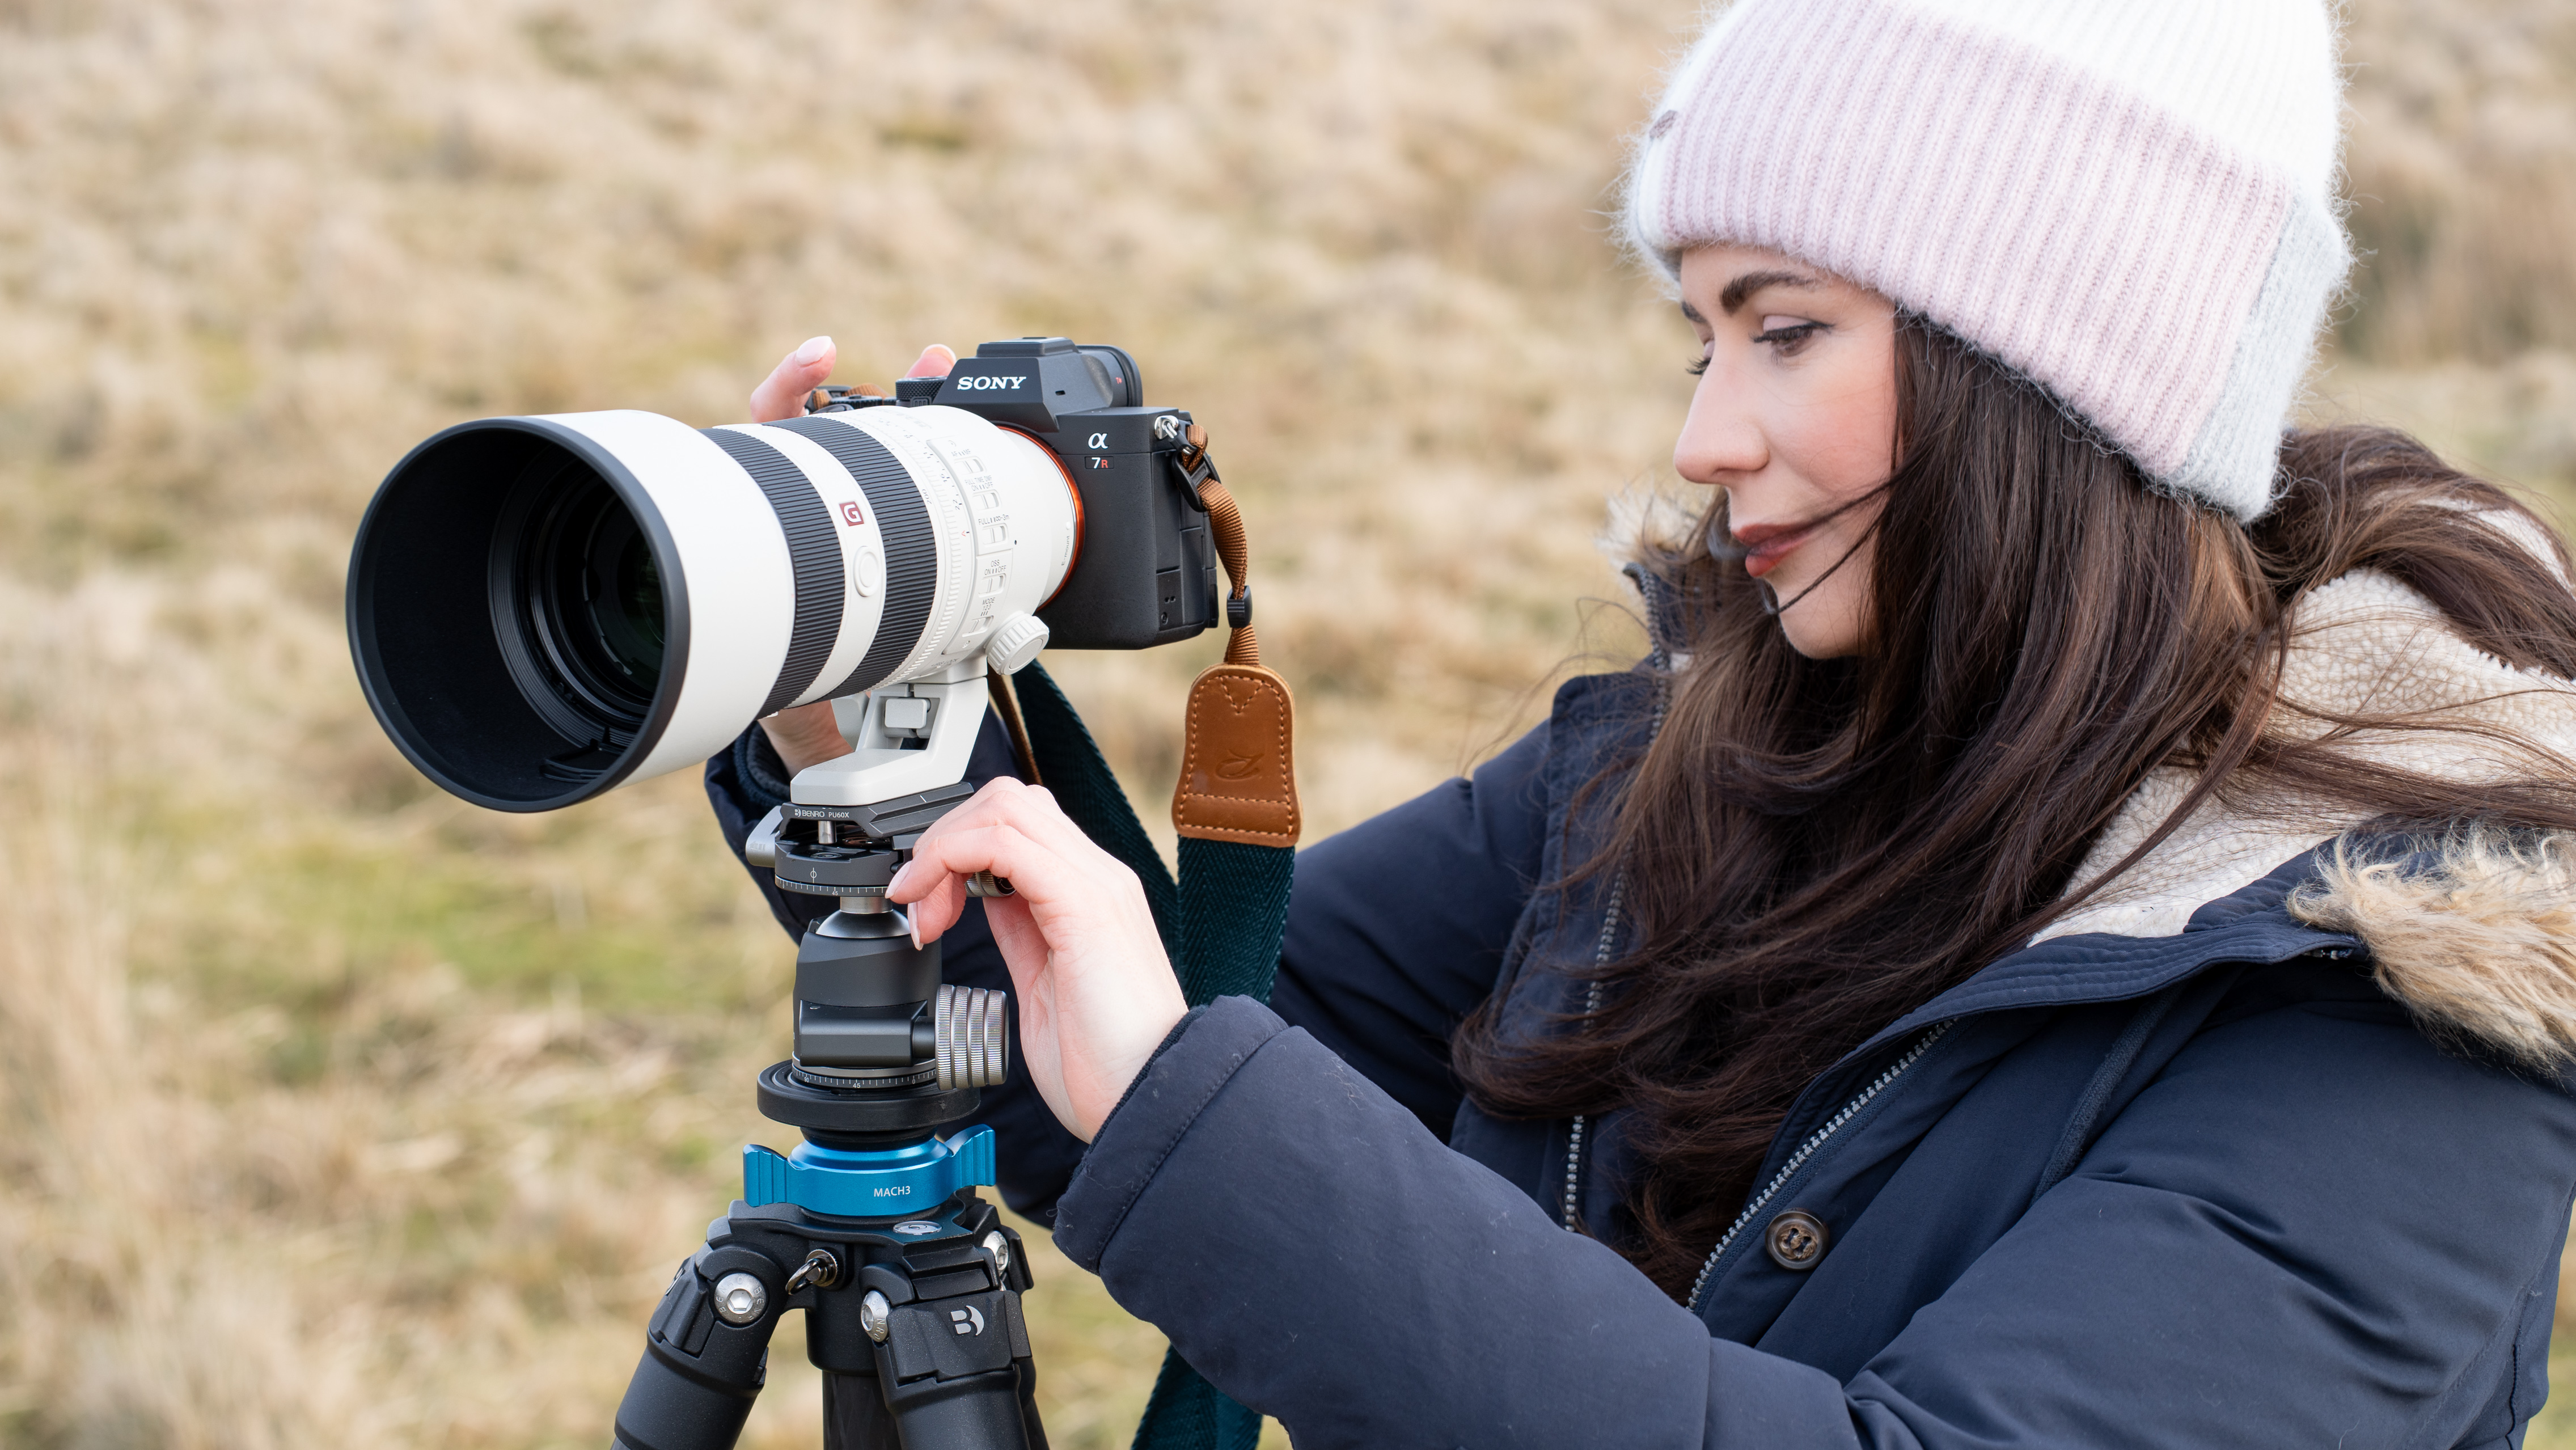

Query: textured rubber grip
left=767, top=417, right=938, bottom=699
left=703, top=427, right=844, bottom=716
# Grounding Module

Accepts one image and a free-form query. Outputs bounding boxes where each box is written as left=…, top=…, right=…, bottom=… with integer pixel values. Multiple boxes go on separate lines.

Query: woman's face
left=1672, top=244, right=1900, bottom=659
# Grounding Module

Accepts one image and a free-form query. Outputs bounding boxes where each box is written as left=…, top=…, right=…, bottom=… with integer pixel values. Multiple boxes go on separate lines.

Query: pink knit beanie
left=1626, top=0, right=2349, bottom=522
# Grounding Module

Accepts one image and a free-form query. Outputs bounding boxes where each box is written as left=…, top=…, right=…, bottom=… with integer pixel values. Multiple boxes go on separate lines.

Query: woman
left=709, top=1, right=2576, bottom=1442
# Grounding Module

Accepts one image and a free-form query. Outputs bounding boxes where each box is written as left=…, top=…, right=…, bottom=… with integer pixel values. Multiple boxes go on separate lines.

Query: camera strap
left=1133, top=432, right=1295, bottom=1450
left=997, top=425, right=1294, bottom=1450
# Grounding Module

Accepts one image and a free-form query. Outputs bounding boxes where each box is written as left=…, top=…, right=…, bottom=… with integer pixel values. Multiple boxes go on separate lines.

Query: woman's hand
left=889, top=779, right=1188, bottom=1142
left=751, top=336, right=959, bottom=775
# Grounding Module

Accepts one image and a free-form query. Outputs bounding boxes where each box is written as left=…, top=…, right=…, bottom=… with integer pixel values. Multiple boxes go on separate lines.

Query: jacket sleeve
left=1267, top=720, right=1553, bottom=1138
left=1052, top=998, right=1843, bottom=1448
left=1051, top=982, right=2576, bottom=1449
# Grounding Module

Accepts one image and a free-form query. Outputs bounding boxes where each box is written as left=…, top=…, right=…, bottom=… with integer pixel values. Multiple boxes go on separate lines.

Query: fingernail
left=906, top=918, right=923, bottom=950
left=793, top=335, right=833, bottom=366
left=904, top=344, right=954, bottom=378
left=887, top=863, right=910, bottom=895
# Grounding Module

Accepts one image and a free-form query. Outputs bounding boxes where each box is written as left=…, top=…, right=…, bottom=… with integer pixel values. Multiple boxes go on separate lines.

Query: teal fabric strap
left=1009, top=663, right=1284, bottom=1450
left=1177, top=836, right=1294, bottom=1004
left=1011, top=663, right=1180, bottom=940
left=1135, top=1353, right=1266, bottom=1450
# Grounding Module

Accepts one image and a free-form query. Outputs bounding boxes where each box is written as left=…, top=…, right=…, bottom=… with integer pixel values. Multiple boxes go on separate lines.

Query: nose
left=1672, top=368, right=1766, bottom=486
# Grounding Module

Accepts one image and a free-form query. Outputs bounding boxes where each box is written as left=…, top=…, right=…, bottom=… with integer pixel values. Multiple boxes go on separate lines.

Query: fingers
left=898, top=780, right=1108, bottom=889
left=750, top=335, right=836, bottom=422
left=891, top=781, right=1133, bottom=930
left=978, top=893, right=1047, bottom=971
left=896, top=819, right=1102, bottom=931
left=750, top=340, right=953, bottom=424
left=903, top=866, right=970, bottom=945
left=885, top=776, right=1178, bottom=1144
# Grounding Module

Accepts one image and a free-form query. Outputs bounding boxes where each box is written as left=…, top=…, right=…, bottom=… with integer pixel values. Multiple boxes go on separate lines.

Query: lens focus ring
left=765, top=416, right=940, bottom=699
left=934, top=983, right=1009, bottom=1090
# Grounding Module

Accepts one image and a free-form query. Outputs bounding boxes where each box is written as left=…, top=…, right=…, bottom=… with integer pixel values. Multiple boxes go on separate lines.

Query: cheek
left=1771, top=382, right=1896, bottom=503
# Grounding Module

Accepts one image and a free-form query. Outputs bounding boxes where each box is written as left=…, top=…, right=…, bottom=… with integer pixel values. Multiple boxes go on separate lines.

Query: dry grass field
left=3, top=1, right=2575, bottom=1445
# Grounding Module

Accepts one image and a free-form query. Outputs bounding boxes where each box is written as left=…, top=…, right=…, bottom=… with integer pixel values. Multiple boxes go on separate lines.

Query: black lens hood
left=346, top=415, right=692, bottom=813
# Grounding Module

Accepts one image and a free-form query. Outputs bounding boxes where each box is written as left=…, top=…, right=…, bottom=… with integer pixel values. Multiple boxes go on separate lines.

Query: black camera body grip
left=928, top=337, right=1219, bottom=650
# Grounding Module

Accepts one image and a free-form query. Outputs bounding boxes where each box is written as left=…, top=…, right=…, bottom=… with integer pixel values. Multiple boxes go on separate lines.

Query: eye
left=1686, top=352, right=1711, bottom=377
left=1753, top=318, right=1828, bottom=353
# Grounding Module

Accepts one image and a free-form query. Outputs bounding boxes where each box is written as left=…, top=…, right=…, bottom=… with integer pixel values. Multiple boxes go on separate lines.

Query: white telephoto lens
left=348, top=404, right=1078, bottom=812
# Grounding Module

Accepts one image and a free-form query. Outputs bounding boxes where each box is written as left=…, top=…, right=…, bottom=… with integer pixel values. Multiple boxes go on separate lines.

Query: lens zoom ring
left=703, top=428, right=845, bottom=716
left=765, top=417, right=937, bottom=699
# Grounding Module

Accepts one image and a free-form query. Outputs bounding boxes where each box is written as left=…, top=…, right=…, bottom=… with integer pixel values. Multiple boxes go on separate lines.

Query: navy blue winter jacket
left=708, top=666, right=2576, bottom=1448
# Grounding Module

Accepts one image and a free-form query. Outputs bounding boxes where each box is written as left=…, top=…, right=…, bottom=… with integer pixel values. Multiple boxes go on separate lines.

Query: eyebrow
left=1717, top=269, right=1821, bottom=316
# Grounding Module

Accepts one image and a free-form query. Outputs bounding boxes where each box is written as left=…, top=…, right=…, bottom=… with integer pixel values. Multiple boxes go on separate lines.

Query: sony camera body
left=866, top=336, right=1217, bottom=650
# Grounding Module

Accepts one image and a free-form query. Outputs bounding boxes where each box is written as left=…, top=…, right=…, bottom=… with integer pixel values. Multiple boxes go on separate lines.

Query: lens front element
left=527, top=470, right=666, bottom=720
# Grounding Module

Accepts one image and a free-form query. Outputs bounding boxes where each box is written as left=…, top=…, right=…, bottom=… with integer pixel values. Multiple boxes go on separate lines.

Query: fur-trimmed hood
left=2040, top=564, right=2576, bottom=1067
left=2291, top=833, right=2576, bottom=1069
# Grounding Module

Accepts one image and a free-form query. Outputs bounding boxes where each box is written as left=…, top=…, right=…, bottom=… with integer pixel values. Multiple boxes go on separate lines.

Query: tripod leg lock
left=874, top=1287, right=1034, bottom=1379
left=612, top=1244, right=789, bottom=1450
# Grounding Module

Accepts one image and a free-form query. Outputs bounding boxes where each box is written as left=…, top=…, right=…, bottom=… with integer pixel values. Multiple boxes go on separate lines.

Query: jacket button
left=1765, top=1210, right=1828, bottom=1271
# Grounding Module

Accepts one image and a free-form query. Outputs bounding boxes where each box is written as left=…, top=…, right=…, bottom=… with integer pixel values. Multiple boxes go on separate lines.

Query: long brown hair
left=1453, top=313, right=2576, bottom=1299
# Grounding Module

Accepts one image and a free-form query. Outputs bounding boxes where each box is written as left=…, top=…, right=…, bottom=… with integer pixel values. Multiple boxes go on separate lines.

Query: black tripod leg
left=822, top=1358, right=1047, bottom=1450
left=611, top=1241, right=788, bottom=1450
left=881, top=1369, right=1031, bottom=1448
left=823, top=1371, right=902, bottom=1450
left=826, top=1361, right=1043, bottom=1450
left=1019, top=1357, right=1050, bottom=1450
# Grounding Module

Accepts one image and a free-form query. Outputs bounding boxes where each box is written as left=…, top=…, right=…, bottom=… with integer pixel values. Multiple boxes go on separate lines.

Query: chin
left=1775, top=599, right=1870, bottom=660
left=1766, top=565, right=1873, bottom=658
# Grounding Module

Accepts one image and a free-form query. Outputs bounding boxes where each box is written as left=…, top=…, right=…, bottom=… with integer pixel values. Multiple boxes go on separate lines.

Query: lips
left=1731, top=519, right=1819, bottom=580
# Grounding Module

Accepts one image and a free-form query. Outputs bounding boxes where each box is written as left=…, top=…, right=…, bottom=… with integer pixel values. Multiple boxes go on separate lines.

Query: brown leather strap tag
left=1171, top=663, right=1301, bottom=847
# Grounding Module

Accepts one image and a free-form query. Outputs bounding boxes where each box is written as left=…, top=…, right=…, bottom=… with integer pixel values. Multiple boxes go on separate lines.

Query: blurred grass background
left=3, top=1, right=2574, bottom=1445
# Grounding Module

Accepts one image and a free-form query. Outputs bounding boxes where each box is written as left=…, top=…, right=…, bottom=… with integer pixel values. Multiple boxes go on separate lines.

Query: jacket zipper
left=1559, top=630, right=1672, bottom=1233
left=1558, top=880, right=1626, bottom=1229
left=1682, top=1020, right=1955, bottom=1312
